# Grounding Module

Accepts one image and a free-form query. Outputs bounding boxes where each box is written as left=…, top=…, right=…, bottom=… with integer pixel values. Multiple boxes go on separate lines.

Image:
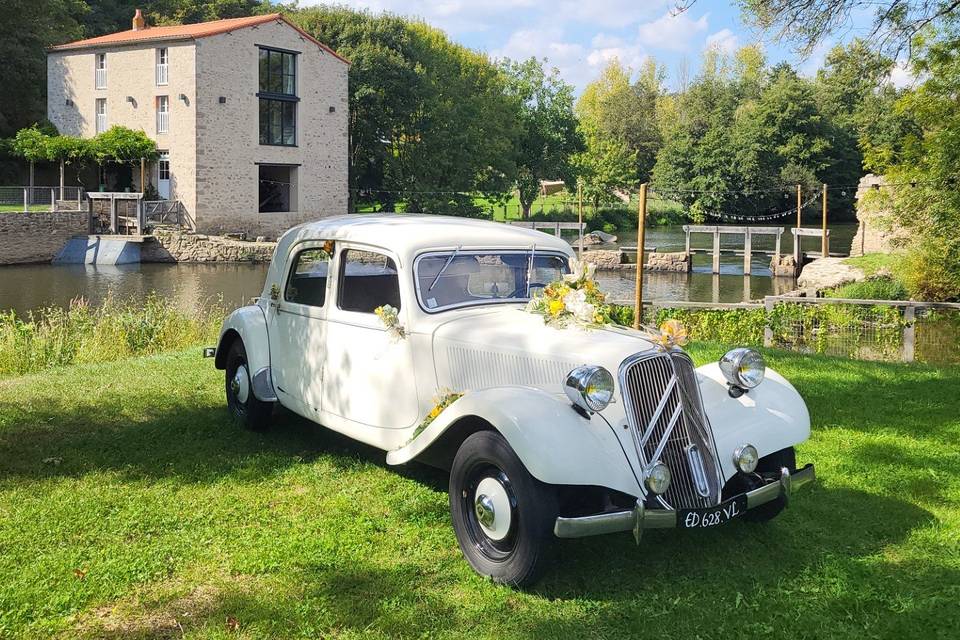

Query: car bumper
left=554, top=464, right=815, bottom=542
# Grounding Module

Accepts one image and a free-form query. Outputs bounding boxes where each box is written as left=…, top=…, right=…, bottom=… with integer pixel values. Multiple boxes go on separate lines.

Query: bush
left=0, top=294, right=225, bottom=377
left=901, top=235, right=960, bottom=302
left=825, top=276, right=908, bottom=301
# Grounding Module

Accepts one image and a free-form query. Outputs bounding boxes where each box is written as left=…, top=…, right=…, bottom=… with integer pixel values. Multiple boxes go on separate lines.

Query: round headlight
left=733, top=444, right=759, bottom=474
left=719, top=348, right=766, bottom=389
left=564, top=365, right=614, bottom=413
left=645, top=462, right=672, bottom=495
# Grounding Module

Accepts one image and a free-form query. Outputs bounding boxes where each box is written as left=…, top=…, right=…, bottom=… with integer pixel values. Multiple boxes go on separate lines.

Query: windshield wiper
left=525, top=243, right=537, bottom=298
left=428, top=245, right=461, bottom=292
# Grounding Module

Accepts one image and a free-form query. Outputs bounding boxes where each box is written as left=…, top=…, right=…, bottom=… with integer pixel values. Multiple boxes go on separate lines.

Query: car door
left=266, top=241, right=332, bottom=417
left=322, top=245, right=420, bottom=429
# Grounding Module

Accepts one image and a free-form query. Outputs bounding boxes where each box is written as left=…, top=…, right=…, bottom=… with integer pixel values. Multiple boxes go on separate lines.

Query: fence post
left=743, top=229, right=752, bottom=276
left=763, top=296, right=774, bottom=348
left=23, top=188, right=28, bottom=213
left=50, top=188, right=56, bottom=212
left=902, top=304, right=916, bottom=363
left=712, top=228, right=721, bottom=274
left=633, top=183, right=648, bottom=330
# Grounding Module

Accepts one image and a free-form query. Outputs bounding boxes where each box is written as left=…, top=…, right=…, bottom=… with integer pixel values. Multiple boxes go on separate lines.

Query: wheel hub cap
left=474, top=477, right=512, bottom=541
left=231, top=365, right=250, bottom=404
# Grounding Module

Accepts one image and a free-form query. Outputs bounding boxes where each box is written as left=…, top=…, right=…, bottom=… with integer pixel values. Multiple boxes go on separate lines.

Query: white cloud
left=888, top=61, right=917, bottom=88
left=637, top=10, right=709, bottom=52
left=705, top=28, right=738, bottom=55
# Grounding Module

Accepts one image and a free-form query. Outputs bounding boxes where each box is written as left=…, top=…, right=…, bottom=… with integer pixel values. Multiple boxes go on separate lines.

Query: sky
left=300, top=0, right=892, bottom=91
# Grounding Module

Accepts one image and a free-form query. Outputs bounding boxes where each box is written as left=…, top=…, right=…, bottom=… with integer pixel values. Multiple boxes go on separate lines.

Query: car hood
left=430, top=307, right=659, bottom=395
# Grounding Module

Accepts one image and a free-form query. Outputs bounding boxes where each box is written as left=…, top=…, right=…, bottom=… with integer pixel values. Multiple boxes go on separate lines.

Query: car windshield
left=415, top=250, right=569, bottom=312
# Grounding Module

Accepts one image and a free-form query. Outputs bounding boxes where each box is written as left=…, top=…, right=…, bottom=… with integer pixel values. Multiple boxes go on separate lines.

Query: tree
left=0, top=0, right=83, bottom=137
left=501, top=58, right=581, bottom=218
left=577, top=59, right=663, bottom=184
left=293, top=7, right=518, bottom=216
left=11, top=126, right=52, bottom=197
left=46, top=134, right=90, bottom=193
left=725, top=0, right=960, bottom=58
left=873, top=22, right=960, bottom=299
left=88, top=126, right=158, bottom=186
left=573, top=133, right=637, bottom=209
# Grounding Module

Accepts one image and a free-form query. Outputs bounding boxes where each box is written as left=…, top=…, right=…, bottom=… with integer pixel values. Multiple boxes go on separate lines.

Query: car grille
left=619, top=351, right=722, bottom=509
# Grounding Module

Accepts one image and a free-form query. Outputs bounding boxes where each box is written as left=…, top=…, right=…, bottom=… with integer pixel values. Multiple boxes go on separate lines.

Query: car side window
left=338, top=249, right=401, bottom=313
left=285, top=247, right=331, bottom=307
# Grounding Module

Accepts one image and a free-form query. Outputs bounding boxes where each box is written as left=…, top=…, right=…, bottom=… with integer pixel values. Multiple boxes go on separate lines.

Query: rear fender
left=387, top=387, right=643, bottom=497
left=214, top=305, right=274, bottom=401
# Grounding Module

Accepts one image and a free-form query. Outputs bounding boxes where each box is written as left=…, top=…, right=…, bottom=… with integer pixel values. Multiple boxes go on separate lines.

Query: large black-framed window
left=258, top=47, right=297, bottom=146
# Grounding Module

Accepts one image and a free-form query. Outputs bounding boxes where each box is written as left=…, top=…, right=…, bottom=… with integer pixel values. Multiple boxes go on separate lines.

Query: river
left=0, top=223, right=858, bottom=316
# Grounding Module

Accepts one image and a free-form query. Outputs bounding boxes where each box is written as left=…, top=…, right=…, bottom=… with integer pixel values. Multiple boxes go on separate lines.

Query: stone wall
left=580, top=249, right=623, bottom=269
left=851, top=174, right=909, bottom=256
left=0, top=211, right=89, bottom=265
left=142, top=228, right=276, bottom=263
left=645, top=251, right=690, bottom=272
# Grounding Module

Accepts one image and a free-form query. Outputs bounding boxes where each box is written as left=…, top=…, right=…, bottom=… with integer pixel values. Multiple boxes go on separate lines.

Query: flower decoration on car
left=526, top=259, right=614, bottom=328
left=322, top=240, right=335, bottom=255
left=653, top=319, right=690, bottom=350
left=411, top=389, right=463, bottom=441
left=374, top=304, right=406, bottom=341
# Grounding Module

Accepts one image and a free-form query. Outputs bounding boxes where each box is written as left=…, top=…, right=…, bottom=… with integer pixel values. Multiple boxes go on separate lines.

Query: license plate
left=678, top=495, right=747, bottom=529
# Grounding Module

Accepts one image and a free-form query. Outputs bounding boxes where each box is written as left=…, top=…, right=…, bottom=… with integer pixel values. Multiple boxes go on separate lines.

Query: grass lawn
left=0, top=204, right=53, bottom=213
left=1, top=345, right=958, bottom=638
left=843, top=253, right=902, bottom=276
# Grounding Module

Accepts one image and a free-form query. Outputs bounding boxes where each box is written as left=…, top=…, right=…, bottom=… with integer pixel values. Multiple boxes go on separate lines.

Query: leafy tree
left=293, top=7, right=518, bottom=216
left=875, top=23, right=960, bottom=299
left=501, top=58, right=581, bottom=218
left=0, top=0, right=83, bottom=138
left=46, top=135, right=90, bottom=192
left=709, top=0, right=960, bottom=58
left=11, top=126, right=53, bottom=194
left=573, top=133, right=637, bottom=209
left=577, top=59, right=663, bottom=184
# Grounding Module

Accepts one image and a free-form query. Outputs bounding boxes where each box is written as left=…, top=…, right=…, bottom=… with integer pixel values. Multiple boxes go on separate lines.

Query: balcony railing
left=156, top=63, right=168, bottom=85
left=157, top=110, right=169, bottom=134
left=96, top=113, right=107, bottom=134
left=95, top=67, right=106, bottom=89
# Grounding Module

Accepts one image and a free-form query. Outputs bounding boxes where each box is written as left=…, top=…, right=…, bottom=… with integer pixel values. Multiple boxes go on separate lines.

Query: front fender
left=386, top=387, right=643, bottom=497
left=697, top=362, right=811, bottom=479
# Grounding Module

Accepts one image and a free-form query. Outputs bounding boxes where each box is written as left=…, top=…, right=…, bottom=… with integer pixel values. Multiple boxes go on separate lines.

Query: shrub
left=0, top=294, right=225, bottom=378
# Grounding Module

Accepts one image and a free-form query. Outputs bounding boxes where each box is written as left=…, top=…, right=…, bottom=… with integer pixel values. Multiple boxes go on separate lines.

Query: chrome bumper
left=554, top=464, right=815, bottom=542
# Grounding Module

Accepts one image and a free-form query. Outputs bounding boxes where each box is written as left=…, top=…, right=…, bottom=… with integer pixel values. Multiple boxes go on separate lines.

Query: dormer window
left=156, top=48, right=168, bottom=85
left=95, top=53, right=106, bottom=89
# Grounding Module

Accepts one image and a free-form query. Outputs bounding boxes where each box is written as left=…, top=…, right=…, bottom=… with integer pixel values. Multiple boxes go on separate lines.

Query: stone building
left=46, top=11, right=349, bottom=237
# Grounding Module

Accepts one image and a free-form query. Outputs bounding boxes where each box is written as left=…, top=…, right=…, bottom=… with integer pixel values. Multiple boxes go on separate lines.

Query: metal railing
left=143, top=200, right=183, bottom=229
left=0, top=186, right=85, bottom=212
left=618, top=297, right=960, bottom=365
left=156, top=63, right=168, bottom=85
left=95, top=67, right=106, bottom=89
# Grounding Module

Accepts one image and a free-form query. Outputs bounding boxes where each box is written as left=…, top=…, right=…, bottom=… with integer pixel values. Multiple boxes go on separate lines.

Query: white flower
left=563, top=259, right=596, bottom=283
left=563, top=289, right=596, bottom=323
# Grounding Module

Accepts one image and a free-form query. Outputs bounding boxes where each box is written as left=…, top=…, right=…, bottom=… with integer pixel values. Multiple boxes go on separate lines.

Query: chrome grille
left=619, top=351, right=722, bottom=509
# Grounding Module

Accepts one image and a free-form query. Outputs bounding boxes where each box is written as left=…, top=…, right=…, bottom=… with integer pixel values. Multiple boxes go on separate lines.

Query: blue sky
left=301, top=1, right=891, bottom=91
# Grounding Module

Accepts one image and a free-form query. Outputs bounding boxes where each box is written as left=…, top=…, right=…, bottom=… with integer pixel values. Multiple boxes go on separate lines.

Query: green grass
left=1, top=345, right=958, bottom=638
left=0, top=204, right=52, bottom=212
left=844, top=253, right=902, bottom=277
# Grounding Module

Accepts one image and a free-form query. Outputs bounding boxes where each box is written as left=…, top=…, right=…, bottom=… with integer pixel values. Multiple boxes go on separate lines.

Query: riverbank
left=1, top=346, right=957, bottom=638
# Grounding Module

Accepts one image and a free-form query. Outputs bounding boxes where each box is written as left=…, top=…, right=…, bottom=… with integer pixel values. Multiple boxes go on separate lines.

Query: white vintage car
left=212, top=214, right=815, bottom=586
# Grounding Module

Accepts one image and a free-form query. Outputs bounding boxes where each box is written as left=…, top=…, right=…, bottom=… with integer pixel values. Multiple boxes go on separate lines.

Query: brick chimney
left=132, top=8, right=146, bottom=31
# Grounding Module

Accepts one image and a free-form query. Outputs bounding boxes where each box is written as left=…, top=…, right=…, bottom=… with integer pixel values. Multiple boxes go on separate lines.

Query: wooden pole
left=140, top=158, right=146, bottom=194
left=796, top=184, right=801, bottom=229
left=577, top=182, right=584, bottom=255
left=633, top=183, right=647, bottom=330
left=821, top=183, right=828, bottom=258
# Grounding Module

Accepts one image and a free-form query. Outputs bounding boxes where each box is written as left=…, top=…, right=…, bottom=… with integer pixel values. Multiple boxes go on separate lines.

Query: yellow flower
left=657, top=319, right=690, bottom=348
left=548, top=299, right=565, bottom=316
left=429, top=406, right=442, bottom=419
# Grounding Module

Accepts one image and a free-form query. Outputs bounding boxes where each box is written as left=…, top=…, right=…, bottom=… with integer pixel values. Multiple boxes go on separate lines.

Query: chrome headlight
left=719, top=347, right=766, bottom=389
left=645, top=462, right=672, bottom=495
left=564, top=365, right=614, bottom=413
left=733, top=444, right=759, bottom=473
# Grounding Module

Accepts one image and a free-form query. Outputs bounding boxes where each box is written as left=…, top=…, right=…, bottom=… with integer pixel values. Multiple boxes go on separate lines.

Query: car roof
left=276, top=214, right=576, bottom=261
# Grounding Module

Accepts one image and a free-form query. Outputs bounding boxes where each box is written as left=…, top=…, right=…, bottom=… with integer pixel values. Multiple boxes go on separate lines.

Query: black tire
left=743, top=447, right=797, bottom=523
left=449, top=430, right=557, bottom=587
left=224, top=339, right=273, bottom=432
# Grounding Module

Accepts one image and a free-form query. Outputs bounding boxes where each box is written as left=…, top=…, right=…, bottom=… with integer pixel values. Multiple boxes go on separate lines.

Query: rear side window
left=338, top=249, right=401, bottom=313
left=285, top=247, right=331, bottom=307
